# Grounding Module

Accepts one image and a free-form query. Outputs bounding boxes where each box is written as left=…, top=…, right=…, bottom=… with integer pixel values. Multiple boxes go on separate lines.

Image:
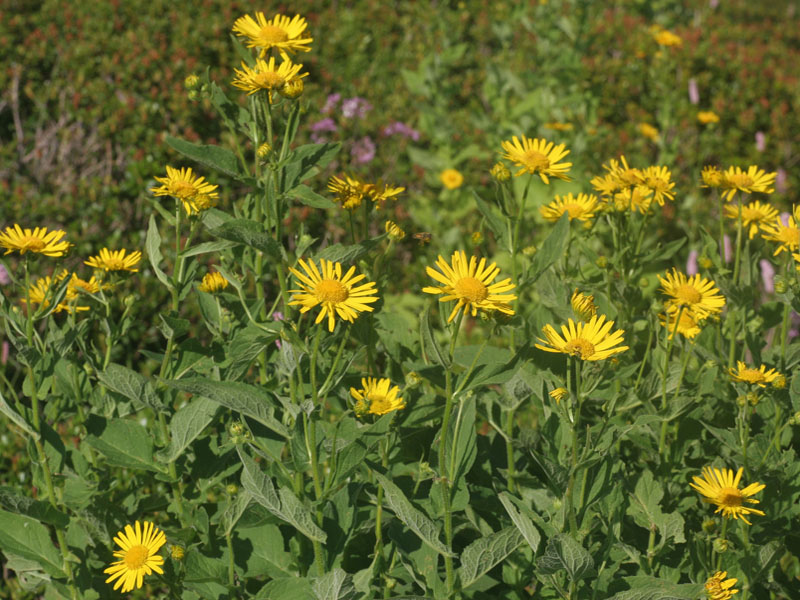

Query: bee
left=412, top=232, right=432, bottom=245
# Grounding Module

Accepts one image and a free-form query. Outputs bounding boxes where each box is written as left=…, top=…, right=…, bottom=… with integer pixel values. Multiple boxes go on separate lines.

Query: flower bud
left=698, top=256, right=713, bottom=270
left=229, top=422, right=245, bottom=437
left=549, top=387, right=568, bottom=405
left=701, top=519, right=717, bottom=534
left=490, top=162, right=511, bottom=182
left=747, top=392, right=760, bottom=406
left=257, top=143, right=272, bottom=159
left=405, top=371, right=421, bottom=387
left=187, top=90, right=199, bottom=101
left=596, top=256, right=608, bottom=269
left=736, top=395, right=747, bottom=407
left=385, top=220, right=406, bottom=241
left=772, top=374, right=787, bottom=390
left=170, top=545, right=185, bottom=560
left=713, top=538, right=729, bottom=553
left=638, top=277, right=649, bottom=288
left=280, top=78, right=304, bottom=99
left=226, top=483, right=239, bottom=495
left=774, top=278, right=788, bottom=294
left=522, top=245, right=536, bottom=257
left=471, top=231, right=483, bottom=245
left=184, top=74, right=200, bottom=90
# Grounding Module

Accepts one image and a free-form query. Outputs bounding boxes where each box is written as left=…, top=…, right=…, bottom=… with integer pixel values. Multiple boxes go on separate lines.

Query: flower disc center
left=737, top=368, right=764, bottom=383
left=676, top=284, right=702, bottom=304
left=521, top=150, right=550, bottom=172
left=315, top=279, right=349, bottom=303
left=564, top=338, right=595, bottom=359
left=171, top=181, right=197, bottom=199
left=564, top=203, right=584, bottom=218
left=259, top=25, right=289, bottom=44
left=454, top=277, right=488, bottom=302
left=719, top=487, right=743, bottom=507
left=21, top=237, right=46, bottom=252
left=123, top=545, right=150, bottom=570
left=254, top=71, right=285, bottom=89
left=727, top=174, right=754, bottom=189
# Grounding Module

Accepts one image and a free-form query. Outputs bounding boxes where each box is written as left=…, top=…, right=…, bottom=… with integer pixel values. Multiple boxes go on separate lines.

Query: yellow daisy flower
left=723, top=201, right=778, bottom=239
left=0, top=224, right=70, bottom=257
left=328, top=174, right=366, bottom=210
left=705, top=571, right=739, bottom=600
left=659, top=310, right=702, bottom=340
left=231, top=56, right=307, bottom=103
left=232, top=12, right=313, bottom=59
left=422, top=251, right=516, bottom=323
left=440, top=168, right=464, bottom=190
left=549, top=387, right=568, bottom=404
left=689, top=466, right=765, bottom=524
left=198, top=271, right=229, bottom=293
left=535, top=315, right=629, bottom=361
left=701, top=165, right=724, bottom=189
left=653, top=29, right=682, bottom=47
left=365, top=181, right=405, bottom=206
left=590, top=172, right=623, bottom=197
left=719, top=165, right=777, bottom=201
left=500, top=135, right=572, bottom=183
left=24, top=273, right=89, bottom=314
left=385, top=220, right=406, bottom=241
left=540, top=193, right=599, bottom=222
left=85, top=248, right=142, bottom=273
left=570, top=289, right=597, bottom=321
left=638, top=122, right=659, bottom=141
left=288, top=259, right=379, bottom=332
left=604, top=156, right=644, bottom=187
left=729, top=361, right=781, bottom=387
left=66, top=273, right=100, bottom=299
left=760, top=210, right=800, bottom=256
left=698, top=111, right=720, bottom=124
left=658, top=269, right=725, bottom=320
left=610, top=185, right=653, bottom=214
left=350, top=377, right=405, bottom=417
left=642, top=165, right=676, bottom=206
left=151, top=166, right=220, bottom=215
left=104, top=521, right=166, bottom=593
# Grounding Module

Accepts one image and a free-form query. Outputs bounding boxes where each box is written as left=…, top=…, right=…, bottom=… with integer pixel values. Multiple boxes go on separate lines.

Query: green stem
left=658, top=307, right=684, bottom=460
left=505, top=407, right=517, bottom=493
left=305, top=326, right=325, bottom=575
left=715, top=519, right=729, bottom=572
left=226, top=530, right=235, bottom=587
left=732, top=197, right=743, bottom=285
left=509, top=176, right=532, bottom=349
left=564, top=357, right=582, bottom=535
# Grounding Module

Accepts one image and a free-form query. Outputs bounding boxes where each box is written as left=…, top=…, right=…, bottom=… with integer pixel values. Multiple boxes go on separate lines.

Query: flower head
left=288, top=259, right=379, bottom=332
left=440, top=168, right=464, bottom=190
left=365, top=181, right=404, bottom=206
left=104, top=521, right=166, bottom=592
left=535, top=315, right=628, bottom=361
left=701, top=166, right=724, bottom=189
left=490, top=162, right=511, bottom=182
left=723, top=201, right=778, bottom=239
left=698, top=111, right=720, bottom=124
left=151, top=166, right=219, bottom=215
left=500, top=135, right=572, bottom=183
left=719, top=166, right=777, bottom=201
left=658, top=268, right=725, bottom=320
left=199, top=271, right=229, bottom=294
left=231, top=56, right=307, bottom=103
left=761, top=209, right=800, bottom=255
left=385, top=220, right=405, bottom=241
left=729, top=361, right=781, bottom=387
left=0, top=225, right=70, bottom=257
left=540, top=193, right=599, bottom=223
left=610, top=185, right=654, bottom=214
left=705, top=571, right=739, bottom=600
left=232, top=13, right=312, bottom=59
left=689, top=466, right=765, bottom=524
left=350, top=377, right=405, bottom=417
left=659, top=310, right=702, bottom=340
left=653, top=29, right=682, bottom=47
left=571, top=289, right=597, bottom=321
left=638, top=122, right=659, bottom=141
left=642, top=165, right=675, bottom=206
left=328, top=174, right=366, bottom=210
left=24, top=272, right=89, bottom=314
left=422, top=251, right=516, bottom=323
left=549, top=387, right=568, bottom=404
left=85, top=248, right=142, bottom=273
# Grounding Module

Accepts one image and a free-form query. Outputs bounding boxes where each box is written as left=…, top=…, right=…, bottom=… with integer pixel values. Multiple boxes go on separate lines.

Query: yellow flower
left=385, top=220, right=405, bottom=241
left=440, top=168, right=464, bottom=190
left=571, top=289, right=597, bottom=321
left=535, top=315, right=628, bottom=361
left=653, top=29, right=682, bottom=47
left=231, top=56, right=307, bottom=103
left=280, top=77, right=304, bottom=99
left=422, top=251, right=516, bottom=323
left=288, top=259, right=379, bottom=332
left=549, top=387, right=568, bottom=404
left=24, top=273, right=89, bottom=314
left=365, top=181, right=405, bottom=206
left=543, top=122, right=573, bottom=131
left=610, top=186, right=653, bottom=214
left=658, top=268, right=725, bottom=320
left=328, top=174, right=366, bottom=210
left=689, top=466, right=765, bottom=524
left=659, top=310, right=702, bottom=340
left=719, top=165, right=777, bottom=201
left=151, top=166, right=220, bottom=215
left=590, top=173, right=623, bottom=197
left=0, top=225, right=70, bottom=257
left=729, top=361, right=781, bottom=387
left=350, top=377, right=405, bottom=417
left=500, top=135, right=572, bottom=183
left=698, top=111, right=720, bottom=124
left=642, top=165, right=675, bottom=206
left=701, top=166, right=724, bottom=189
left=723, top=201, right=778, bottom=239
left=540, top=193, right=599, bottom=223
left=705, top=571, right=739, bottom=600
left=66, top=273, right=100, bottom=300
left=638, top=122, right=659, bottom=141
left=170, top=545, right=185, bottom=561
left=104, top=521, right=166, bottom=593
left=198, top=271, right=229, bottom=293
left=85, top=248, right=142, bottom=273
left=760, top=209, right=800, bottom=255
left=490, top=162, right=511, bottom=182
left=232, top=12, right=312, bottom=59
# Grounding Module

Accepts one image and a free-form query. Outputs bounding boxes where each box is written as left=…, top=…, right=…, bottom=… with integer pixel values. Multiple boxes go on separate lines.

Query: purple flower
left=0, top=264, right=10, bottom=286
left=755, top=131, right=766, bottom=152
left=1, top=341, right=7, bottom=365
left=688, top=78, right=699, bottom=105
left=759, top=259, right=775, bottom=293
left=776, top=168, right=788, bottom=194
left=723, top=234, right=733, bottom=263
left=351, top=136, right=376, bottom=164
left=382, top=121, right=421, bottom=141
left=780, top=212, right=791, bottom=227
left=310, top=118, right=338, bottom=133
left=341, top=97, right=372, bottom=119
left=322, top=93, right=341, bottom=115
left=686, top=249, right=699, bottom=275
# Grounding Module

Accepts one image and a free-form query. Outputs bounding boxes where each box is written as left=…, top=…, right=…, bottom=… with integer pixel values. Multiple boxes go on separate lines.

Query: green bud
left=596, top=256, right=608, bottom=269
left=184, top=74, right=200, bottom=90
left=226, top=483, right=239, bottom=495
left=713, top=537, right=730, bottom=553
left=701, top=518, right=717, bottom=534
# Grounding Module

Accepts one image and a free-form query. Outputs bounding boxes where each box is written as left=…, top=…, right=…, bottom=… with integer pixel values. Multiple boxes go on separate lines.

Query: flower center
left=778, top=227, right=800, bottom=246
left=254, top=70, right=285, bottom=89
left=564, top=337, right=595, bottom=359
left=719, top=487, right=743, bottom=507
left=315, top=279, right=349, bottom=303
left=106, top=258, right=126, bottom=270
left=727, top=173, right=754, bottom=189
left=675, top=284, right=702, bottom=304
left=564, top=203, right=584, bottom=219
left=454, top=277, right=488, bottom=302
left=646, top=177, right=667, bottom=192
left=367, top=392, right=389, bottom=413
left=123, top=545, right=150, bottom=570
left=521, top=150, right=550, bottom=172
left=171, top=180, right=197, bottom=199
left=258, top=25, right=289, bottom=44
left=737, top=368, right=764, bottom=383
left=21, top=237, right=46, bottom=252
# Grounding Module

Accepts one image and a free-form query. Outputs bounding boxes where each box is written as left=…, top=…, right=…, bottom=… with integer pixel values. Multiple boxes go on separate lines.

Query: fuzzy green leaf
left=607, top=576, right=704, bottom=600
left=537, top=533, right=595, bottom=581
left=96, top=363, right=161, bottom=410
left=0, top=388, right=37, bottom=439
left=85, top=416, right=165, bottom=473
left=498, top=492, right=542, bottom=552
left=313, top=568, right=356, bottom=600
left=166, top=135, right=241, bottom=178
left=314, top=239, right=382, bottom=264
left=458, top=527, right=524, bottom=589
left=208, top=219, right=282, bottom=258
left=157, top=397, right=218, bottom=463
left=421, top=304, right=451, bottom=368
left=146, top=214, right=171, bottom=288
left=530, top=212, right=570, bottom=282
left=0, top=509, right=65, bottom=577
left=291, top=185, right=335, bottom=209
left=628, top=470, right=664, bottom=531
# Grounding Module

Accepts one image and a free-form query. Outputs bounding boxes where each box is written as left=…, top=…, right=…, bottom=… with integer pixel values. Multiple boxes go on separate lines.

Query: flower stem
left=305, top=325, right=325, bottom=575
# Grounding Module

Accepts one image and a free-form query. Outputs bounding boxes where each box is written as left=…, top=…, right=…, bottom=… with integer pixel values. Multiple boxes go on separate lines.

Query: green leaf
left=165, top=378, right=289, bottom=438
left=330, top=414, right=393, bottom=487
left=96, top=363, right=161, bottom=410
left=473, top=191, right=509, bottom=251
left=181, top=239, right=237, bottom=258
left=312, top=568, right=356, bottom=600
left=443, top=395, right=477, bottom=487
left=238, top=448, right=327, bottom=543
left=627, top=470, right=664, bottom=531
left=0, top=487, right=69, bottom=528
left=183, top=550, right=229, bottom=598
left=0, top=387, right=37, bottom=439
left=291, top=185, right=335, bottom=209
left=219, top=491, right=252, bottom=537
left=208, top=219, right=282, bottom=258
left=255, top=577, right=316, bottom=600
left=374, top=472, right=454, bottom=557
left=607, top=576, right=704, bottom=600
left=498, top=492, right=542, bottom=552
left=146, top=214, right=171, bottom=289
left=158, top=313, right=191, bottom=340
left=224, top=323, right=281, bottom=381
left=282, top=143, right=341, bottom=192
left=157, top=397, right=218, bottom=463
left=85, top=416, right=166, bottom=473
left=537, top=533, right=595, bottom=581
left=421, top=304, right=450, bottom=368
left=0, top=509, right=65, bottom=577
left=458, top=527, right=524, bottom=589
left=314, top=239, right=381, bottom=264
left=530, top=213, right=570, bottom=282
left=166, top=135, right=241, bottom=178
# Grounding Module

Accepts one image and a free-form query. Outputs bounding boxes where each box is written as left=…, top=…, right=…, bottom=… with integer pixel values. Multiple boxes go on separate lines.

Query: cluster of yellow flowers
left=328, top=174, right=405, bottom=211
left=590, top=156, right=676, bottom=214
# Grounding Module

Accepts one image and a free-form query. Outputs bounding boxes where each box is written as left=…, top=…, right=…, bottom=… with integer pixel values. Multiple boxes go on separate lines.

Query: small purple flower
left=310, top=118, right=338, bottom=133
left=776, top=168, right=788, bottom=194
left=322, top=93, right=341, bottom=115
left=341, top=97, right=372, bottom=119
left=780, top=212, right=791, bottom=227
left=759, top=259, right=775, bottom=293
left=688, top=78, right=699, bottom=105
left=0, top=264, right=10, bottom=286
left=1, top=341, right=7, bottom=365
left=382, top=121, right=421, bottom=141
left=273, top=311, right=284, bottom=348
left=723, top=234, right=733, bottom=263
left=351, top=136, right=376, bottom=164
left=709, top=0, right=719, bottom=8
left=686, top=249, right=699, bottom=275
left=755, top=131, right=766, bottom=153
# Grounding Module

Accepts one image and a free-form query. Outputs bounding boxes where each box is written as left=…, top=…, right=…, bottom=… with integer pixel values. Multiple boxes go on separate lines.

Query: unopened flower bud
left=170, top=545, right=185, bottom=560
left=184, top=74, right=200, bottom=90
left=405, top=371, right=421, bottom=387
left=736, top=395, right=747, bottom=407
left=639, top=277, right=649, bottom=288
left=385, top=220, right=406, bottom=241
left=698, top=256, right=713, bottom=270
left=226, top=483, right=239, bottom=495
left=280, top=78, right=304, bottom=99
left=123, top=295, right=137, bottom=308
left=471, top=231, right=483, bottom=245
left=229, top=422, right=245, bottom=437
left=713, top=538, right=730, bottom=553
left=522, top=245, right=536, bottom=257
left=774, top=278, right=788, bottom=294
left=772, top=374, right=787, bottom=390
left=747, top=392, right=760, bottom=406
left=257, top=143, right=272, bottom=159
left=490, top=162, right=511, bottom=182
left=596, top=256, right=608, bottom=269
left=701, top=519, right=717, bottom=534
left=187, top=90, right=199, bottom=101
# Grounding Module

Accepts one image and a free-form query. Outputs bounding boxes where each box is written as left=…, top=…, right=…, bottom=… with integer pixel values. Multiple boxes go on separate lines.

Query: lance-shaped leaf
left=537, top=533, right=595, bottom=581
left=146, top=214, right=171, bottom=288
left=0, top=388, right=37, bottom=439
left=530, top=212, right=569, bottom=282
left=97, top=363, right=161, bottom=410
left=157, top=397, right=218, bottom=463
left=498, top=492, right=542, bottom=552
left=208, top=219, right=282, bottom=258
left=85, top=416, right=166, bottom=473
left=166, top=135, right=241, bottom=178
left=458, top=527, right=524, bottom=589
